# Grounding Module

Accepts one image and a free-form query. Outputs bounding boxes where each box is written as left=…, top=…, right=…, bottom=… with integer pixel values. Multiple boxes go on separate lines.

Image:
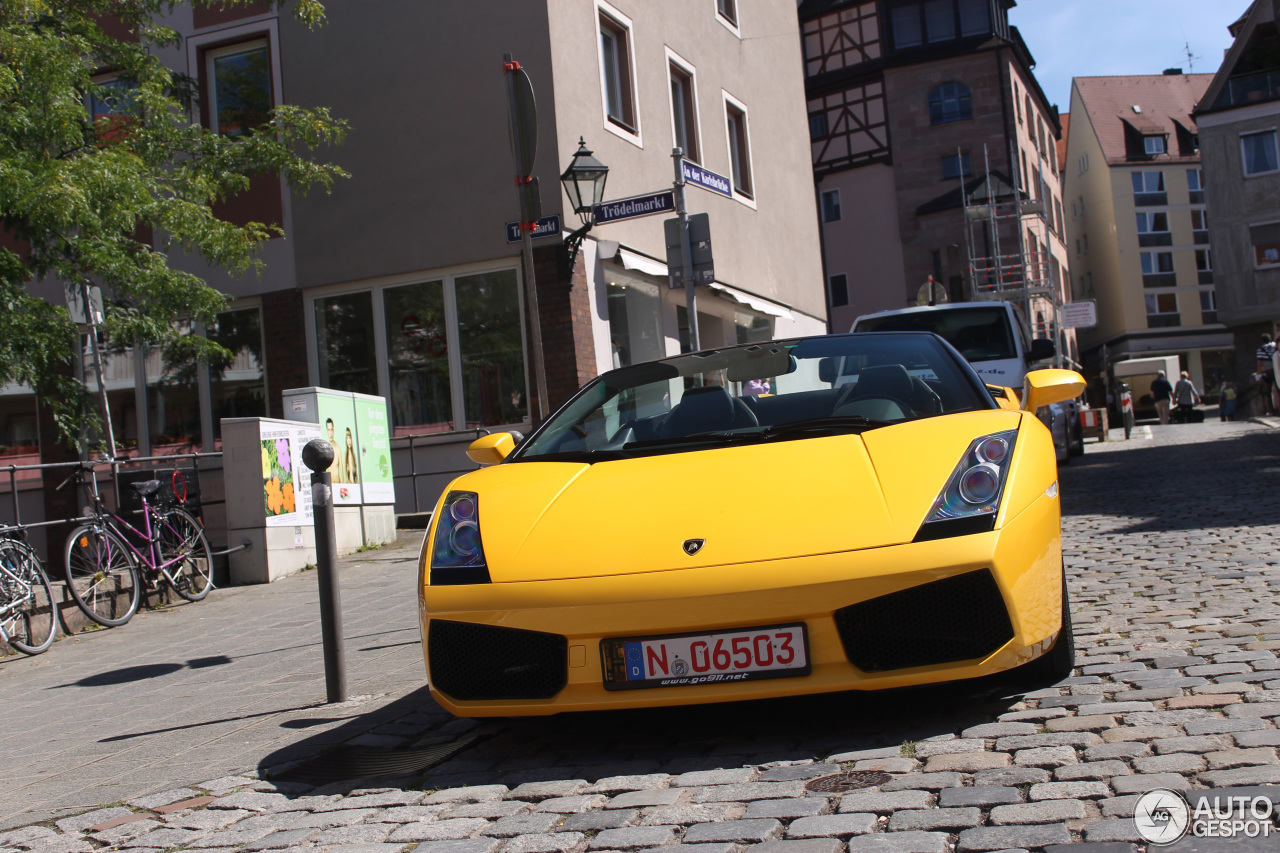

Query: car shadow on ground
left=257, top=669, right=1036, bottom=796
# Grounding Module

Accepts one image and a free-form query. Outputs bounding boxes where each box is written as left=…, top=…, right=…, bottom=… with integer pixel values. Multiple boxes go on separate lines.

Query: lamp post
left=560, top=138, right=609, bottom=276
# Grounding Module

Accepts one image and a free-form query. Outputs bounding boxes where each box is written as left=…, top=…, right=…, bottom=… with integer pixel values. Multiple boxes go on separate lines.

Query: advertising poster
left=316, top=391, right=362, bottom=505
left=354, top=395, right=394, bottom=504
left=261, top=421, right=320, bottom=528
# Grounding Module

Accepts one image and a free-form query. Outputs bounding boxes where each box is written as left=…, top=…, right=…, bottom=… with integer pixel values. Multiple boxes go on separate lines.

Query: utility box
left=281, top=387, right=396, bottom=551
left=221, top=417, right=321, bottom=584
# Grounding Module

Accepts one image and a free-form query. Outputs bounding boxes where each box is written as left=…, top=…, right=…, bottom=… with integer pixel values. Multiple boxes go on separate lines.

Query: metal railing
left=390, top=427, right=492, bottom=516
left=0, top=452, right=245, bottom=562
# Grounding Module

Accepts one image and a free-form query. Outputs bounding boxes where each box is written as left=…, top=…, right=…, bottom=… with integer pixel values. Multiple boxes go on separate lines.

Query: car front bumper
left=418, top=491, right=1063, bottom=717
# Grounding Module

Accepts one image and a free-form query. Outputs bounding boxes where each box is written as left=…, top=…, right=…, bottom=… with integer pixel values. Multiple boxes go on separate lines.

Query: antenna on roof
left=1184, top=41, right=1200, bottom=73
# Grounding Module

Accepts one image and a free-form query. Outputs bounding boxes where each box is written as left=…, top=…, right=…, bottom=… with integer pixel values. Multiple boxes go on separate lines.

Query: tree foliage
left=0, top=0, right=346, bottom=449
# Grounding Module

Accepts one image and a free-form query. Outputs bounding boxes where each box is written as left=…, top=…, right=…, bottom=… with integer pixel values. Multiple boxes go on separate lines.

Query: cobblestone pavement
left=3, top=420, right=1280, bottom=853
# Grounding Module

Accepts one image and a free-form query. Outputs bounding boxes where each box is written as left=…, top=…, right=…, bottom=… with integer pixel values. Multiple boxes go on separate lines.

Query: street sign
left=506, top=65, right=537, bottom=178
left=681, top=160, right=732, bottom=198
left=593, top=190, right=675, bottom=224
left=506, top=214, right=562, bottom=243
left=664, top=213, right=713, bottom=287
left=1062, top=300, right=1098, bottom=330
left=64, top=283, right=104, bottom=325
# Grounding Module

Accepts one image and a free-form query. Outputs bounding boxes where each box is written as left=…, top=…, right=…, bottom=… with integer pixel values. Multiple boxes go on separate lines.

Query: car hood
left=454, top=410, right=1024, bottom=583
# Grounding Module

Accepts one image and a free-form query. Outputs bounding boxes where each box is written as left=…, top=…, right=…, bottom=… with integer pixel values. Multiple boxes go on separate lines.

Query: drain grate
left=273, top=732, right=481, bottom=784
left=804, top=770, right=892, bottom=793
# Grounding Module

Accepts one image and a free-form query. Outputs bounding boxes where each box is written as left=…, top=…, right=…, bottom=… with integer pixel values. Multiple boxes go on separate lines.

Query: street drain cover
left=804, top=770, right=892, bottom=792
left=274, top=732, right=481, bottom=783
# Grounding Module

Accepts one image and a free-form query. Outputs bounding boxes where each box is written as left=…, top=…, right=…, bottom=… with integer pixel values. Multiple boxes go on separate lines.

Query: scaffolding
left=960, top=143, right=1066, bottom=368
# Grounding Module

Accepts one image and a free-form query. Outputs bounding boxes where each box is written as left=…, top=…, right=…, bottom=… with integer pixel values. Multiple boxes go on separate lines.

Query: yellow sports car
left=418, top=332, right=1084, bottom=717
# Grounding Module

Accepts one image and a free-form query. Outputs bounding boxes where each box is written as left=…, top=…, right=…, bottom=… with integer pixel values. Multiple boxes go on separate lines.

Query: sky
left=1008, top=1, right=1249, bottom=111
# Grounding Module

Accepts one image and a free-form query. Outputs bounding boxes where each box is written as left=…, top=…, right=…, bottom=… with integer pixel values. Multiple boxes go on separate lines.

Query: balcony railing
left=1143, top=273, right=1178, bottom=288
left=1138, top=232, right=1173, bottom=247
left=1135, top=192, right=1167, bottom=207
left=1213, top=70, right=1280, bottom=110
left=1198, top=270, right=1215, bottom=285
left=1194, top=229, right=1210, bottom=245
left=1147, top=314, right=1181, bottom=328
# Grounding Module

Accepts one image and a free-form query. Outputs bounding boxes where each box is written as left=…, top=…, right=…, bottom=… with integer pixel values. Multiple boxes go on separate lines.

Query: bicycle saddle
left=131, top=480, right=162, bottom=497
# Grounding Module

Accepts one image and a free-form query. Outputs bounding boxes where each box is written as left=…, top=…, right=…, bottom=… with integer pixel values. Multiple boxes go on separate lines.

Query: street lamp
left=560, top=138, right=609, bottom=276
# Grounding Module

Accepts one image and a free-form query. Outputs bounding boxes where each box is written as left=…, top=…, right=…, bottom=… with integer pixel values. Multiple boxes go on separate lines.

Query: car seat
left=659, top=385, right=758, bottom=438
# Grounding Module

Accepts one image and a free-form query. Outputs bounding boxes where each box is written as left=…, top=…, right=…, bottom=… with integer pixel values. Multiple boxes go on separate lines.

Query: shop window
left=929, top=82, right=972, bottom=124
left=1242, top=130, right=1279, bottom=176
left=607, top=274, right=664, bottom=369
left=735, top=312, right=771, bottom=344
left=599, top=7, right=637, bottom=133
left=209, top=306, right=266, bottom=439
left=383, top=280, right=452, bottom=434
left=456, top=271, right=528, bottom=428
left=316, top=292, right=378, bottom=396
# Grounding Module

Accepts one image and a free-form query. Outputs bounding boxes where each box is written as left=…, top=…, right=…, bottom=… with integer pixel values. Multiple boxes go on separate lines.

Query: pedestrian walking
left=1150, top=370, right=1174, bottom=425
left=1220, top=381, right=1237, bottom=422
left=1257, top=333, right=1278, bottom=415
left=1172, top=370, right=1201, bottom=423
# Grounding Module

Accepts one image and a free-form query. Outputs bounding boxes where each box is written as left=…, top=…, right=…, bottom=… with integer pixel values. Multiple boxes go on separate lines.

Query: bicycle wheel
left=64, top=524, right=140, bottom=627
left=156, top=509, right=213, bottom=601
left=0, top=540, right=57, bottom=654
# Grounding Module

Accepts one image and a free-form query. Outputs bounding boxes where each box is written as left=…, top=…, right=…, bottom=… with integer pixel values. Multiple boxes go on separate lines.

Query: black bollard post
left=302, top=438, right=346, bottom=703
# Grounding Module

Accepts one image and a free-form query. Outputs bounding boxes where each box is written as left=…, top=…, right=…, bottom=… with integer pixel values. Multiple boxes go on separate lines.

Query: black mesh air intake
left=428, top=620, right=568, bottom=701
left=834, top=569, right=1014, bottom=672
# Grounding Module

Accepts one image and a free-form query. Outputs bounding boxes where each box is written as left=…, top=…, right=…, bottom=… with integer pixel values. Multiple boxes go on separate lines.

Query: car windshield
left=856, top=307, right=1017, bottom=362
left=513, top=333, right=993, bottom=462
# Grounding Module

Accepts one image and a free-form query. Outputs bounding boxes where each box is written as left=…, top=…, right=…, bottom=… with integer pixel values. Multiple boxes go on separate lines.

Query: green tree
left=0, top=0, right=347, bottom=449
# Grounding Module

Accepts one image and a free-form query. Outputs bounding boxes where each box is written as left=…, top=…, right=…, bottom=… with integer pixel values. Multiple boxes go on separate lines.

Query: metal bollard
left=302, top=438, right=346, bottom=703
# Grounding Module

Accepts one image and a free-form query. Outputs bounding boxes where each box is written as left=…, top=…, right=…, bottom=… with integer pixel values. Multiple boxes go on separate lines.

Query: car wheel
left=1014, top=574, right=1076, bottom=687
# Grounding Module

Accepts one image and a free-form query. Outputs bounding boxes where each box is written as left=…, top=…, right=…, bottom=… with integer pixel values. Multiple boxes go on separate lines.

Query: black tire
left=1019, top=575, right=1076, bottom=685
left=156, top=509, right=213, bottom=601
left=1, top=540, right=57, bottom=654
left=64, top=525, right=140, bottom=627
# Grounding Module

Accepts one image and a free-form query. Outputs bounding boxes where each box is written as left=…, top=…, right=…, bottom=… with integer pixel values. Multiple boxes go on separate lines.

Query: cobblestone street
left=3, top=420, right=1279, bottom=853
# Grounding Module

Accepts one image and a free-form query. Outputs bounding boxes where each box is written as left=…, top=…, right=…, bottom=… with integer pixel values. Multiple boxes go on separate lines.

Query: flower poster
left=260, top=421, right=320, bottom=528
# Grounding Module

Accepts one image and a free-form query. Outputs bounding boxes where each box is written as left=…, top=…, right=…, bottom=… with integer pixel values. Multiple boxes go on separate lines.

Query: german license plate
left=601, top=623, right=809, bottom=690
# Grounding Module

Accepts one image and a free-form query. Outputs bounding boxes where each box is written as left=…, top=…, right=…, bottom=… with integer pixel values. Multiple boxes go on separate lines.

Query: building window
left=821, top=189, right=842, bottom=222
left=1145, top=292, right=1179, bottom=327
left=209, top=305, right=266, bottom=440
left=1140, top=251, right=1175, bottom=288
left=669, top=58, right=700, bottom=162
left=1192, top=209, right=1209, bottom=244
left=1071, top=200, right=1077, bottom=219
left=928, top=81, right=972, bottom=124
left=1014, top=79, right=1022, bottom=123
left=1196, top=248, right=1213, bottom=284
left=88, top=75, right=137, bottom=122
left=1251, top=221, right=1280, bottom=267
left=1077, top=152, right=1089, bottom=174
left=1241, top=130, right=1279, bottom=176
left=1200, top=289, right=1217, bottom=323
left=599, top=7, right=637, bottom=133
left=1131, top=171, right=1165, bottom=193
left=829, top=273, right=849, bottom=307
left=809, top=111, right=828, bottom=140
left=1020, top=151, right=1028, bottom=189
left=1136, top=211, right=1171, bottom=247
left=725, top=96, right=754, bottom=199
left=207, top=40, right=271, bottom=137
left=1187, top=168, right=1202, bottom=191
left=889, top=0, right=991, bottom=48
left=318, top=268, right=528, bottom=436
left=1144, top=135, right=1166, bottom=155
left=1082, top=234, right=1089, bottom=254
left=716, top=0, right=737, bottom=26
left=941, top=152, right=972, bottom=179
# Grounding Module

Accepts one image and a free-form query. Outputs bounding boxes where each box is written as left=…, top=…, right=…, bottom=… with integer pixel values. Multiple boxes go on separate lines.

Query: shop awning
left=617, top=247, right=668, bottom=278
left=707, top=282, right=793, bottom=319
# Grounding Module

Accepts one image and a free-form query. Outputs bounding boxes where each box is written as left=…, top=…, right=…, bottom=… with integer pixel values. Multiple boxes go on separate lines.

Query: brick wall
left=260, top=288, right=308, bottom=419
left=529, top=245, right=596, bottom=419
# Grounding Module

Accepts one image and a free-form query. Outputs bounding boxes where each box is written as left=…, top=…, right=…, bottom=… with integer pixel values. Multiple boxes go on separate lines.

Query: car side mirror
left=467, top=432, right=516, bottom=465
left=1023, top=369, right=1086, bottom=412
left=1028, top=338, right=1056, bottom=361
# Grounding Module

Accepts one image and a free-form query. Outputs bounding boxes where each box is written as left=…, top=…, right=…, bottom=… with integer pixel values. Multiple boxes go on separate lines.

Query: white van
left=852, top=301, right=1083, bottom=460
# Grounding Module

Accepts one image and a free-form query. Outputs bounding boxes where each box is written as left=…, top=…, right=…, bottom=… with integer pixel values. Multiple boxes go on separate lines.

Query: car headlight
left=915, top=430, right=1018, bottom=541
left=429, top=491, right=491, bottom=584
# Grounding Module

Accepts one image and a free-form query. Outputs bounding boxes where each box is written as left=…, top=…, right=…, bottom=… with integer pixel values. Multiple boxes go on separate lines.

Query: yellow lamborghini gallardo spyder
left=418, top=332, right=1084, bottom=717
